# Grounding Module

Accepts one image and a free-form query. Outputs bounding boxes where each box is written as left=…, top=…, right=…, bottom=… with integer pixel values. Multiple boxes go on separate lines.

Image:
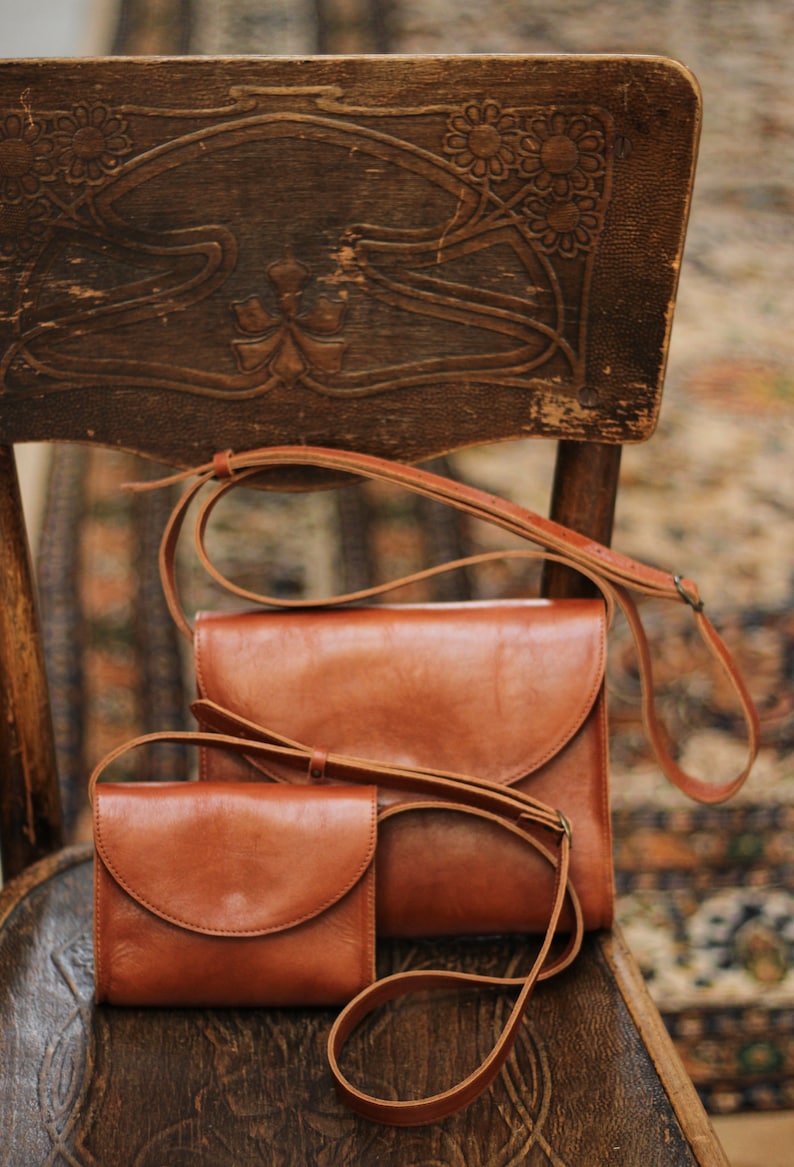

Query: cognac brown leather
left=141, top=441, right=761, bottom=944
left=90, top=726, right=580, bottom=1125
left=194, top=600, right=613, bottom=934
left=93, top=780, right=377, bottom=1007
left=148, top=443, right=758, bottom=807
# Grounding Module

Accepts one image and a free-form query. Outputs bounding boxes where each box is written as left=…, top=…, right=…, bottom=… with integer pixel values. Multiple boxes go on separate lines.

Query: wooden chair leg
left=0, top=445, right=62, bottom=881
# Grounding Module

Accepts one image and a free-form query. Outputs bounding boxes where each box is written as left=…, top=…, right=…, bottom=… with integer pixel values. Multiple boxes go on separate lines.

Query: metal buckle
left=674, top=575, right=704, bottom=612
left=558, top=811, right=572, bottom=847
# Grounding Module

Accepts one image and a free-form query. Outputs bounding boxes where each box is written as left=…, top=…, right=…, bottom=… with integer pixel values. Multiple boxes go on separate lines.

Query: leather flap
left=195, top=599, right=606, bottom=786
left=94, top=783, right=377, bottom=936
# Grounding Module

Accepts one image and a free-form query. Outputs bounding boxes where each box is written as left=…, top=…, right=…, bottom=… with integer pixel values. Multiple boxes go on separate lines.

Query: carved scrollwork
left=0, top=84, right=613, bottom=405
left=38, top=932, right=97, bottom=1167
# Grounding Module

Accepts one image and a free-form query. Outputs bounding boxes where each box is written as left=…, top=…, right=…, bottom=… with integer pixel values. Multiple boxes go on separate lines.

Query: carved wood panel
left=0, top=57, right=700, bottom=464
left=0, top=850, right=700, bottom=1165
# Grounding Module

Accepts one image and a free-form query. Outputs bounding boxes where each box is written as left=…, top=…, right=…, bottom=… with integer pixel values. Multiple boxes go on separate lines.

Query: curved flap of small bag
left=195, top=599, right=606, bottom=786
left=94, top=783, right=377, bottom=935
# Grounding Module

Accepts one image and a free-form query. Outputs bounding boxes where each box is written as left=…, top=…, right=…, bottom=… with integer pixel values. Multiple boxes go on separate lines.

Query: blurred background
left=1, top=3, right=792, bottom=1164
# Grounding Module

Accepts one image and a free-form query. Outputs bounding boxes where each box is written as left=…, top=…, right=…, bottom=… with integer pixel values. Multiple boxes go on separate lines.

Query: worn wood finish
left=0, top=56, right=699, bottom=465
left=543, top=439, right=623, bottom=597
left=0, top=55, right=725, bottom=1165
left=0, top=848, right=727, bottom=1166
left=0, top=445, right=62, bottom=879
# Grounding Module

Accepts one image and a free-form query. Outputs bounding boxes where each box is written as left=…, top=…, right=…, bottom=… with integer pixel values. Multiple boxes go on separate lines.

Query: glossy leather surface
left=195, top=599, right=614, bottom=932
left=94, top=782, right=377, bottom=1006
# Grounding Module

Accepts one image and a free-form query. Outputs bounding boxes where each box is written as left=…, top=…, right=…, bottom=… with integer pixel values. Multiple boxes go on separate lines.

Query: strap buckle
left=558, top=811, right=572, bottom=847
left=674, top=575, right=704, bottom=612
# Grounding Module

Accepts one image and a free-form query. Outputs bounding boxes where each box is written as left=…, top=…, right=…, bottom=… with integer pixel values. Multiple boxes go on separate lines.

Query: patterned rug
left=36, top=0, right=794, bottom=1115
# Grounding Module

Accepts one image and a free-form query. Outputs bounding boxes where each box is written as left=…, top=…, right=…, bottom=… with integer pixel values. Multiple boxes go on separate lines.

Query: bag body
left=93, top=781, right=377, bottom=1007
left=93, top=443, right=759, bottom=1126
left=194, top=598, right=614, bottom=934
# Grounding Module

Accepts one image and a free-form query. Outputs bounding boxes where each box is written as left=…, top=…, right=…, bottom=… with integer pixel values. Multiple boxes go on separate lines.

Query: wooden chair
left=0, top=55, right=732, bottom=1163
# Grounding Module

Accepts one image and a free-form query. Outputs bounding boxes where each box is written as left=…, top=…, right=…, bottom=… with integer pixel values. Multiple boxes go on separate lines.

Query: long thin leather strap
left=89, top=724, right=579, bottom=1126
left=138, top=444, right=760, bottom=805
left=327, top=823, right=571, bottom=1126
left=189, top=698, right=576, bottom=850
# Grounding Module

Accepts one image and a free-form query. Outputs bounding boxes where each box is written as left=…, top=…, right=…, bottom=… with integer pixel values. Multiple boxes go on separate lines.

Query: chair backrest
left=0, top=55, right=700, bottom=878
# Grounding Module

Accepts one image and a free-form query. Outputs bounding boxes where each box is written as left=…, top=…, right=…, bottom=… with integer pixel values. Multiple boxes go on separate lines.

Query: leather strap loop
left=148, top=445, right=759, bottom=805
left=212, top=449, right=235, bottom=479
left=90, top=720, right=581, bottom=1126
left=189, top=699, right=571, bottom=836
left=309, top=746, right=329, bottom=784
left=327, top=828, right=572, bottom=1126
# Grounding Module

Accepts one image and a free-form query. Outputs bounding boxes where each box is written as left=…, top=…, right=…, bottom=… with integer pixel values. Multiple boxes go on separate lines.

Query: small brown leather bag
left=90, top=730, right=579, bottom=1126
left=93, top=775, right=378, bottom=1008
left=149, top=445, right=760, bottom=941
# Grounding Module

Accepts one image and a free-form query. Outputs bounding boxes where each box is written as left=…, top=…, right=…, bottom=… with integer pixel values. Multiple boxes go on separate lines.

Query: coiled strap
left=138, top=444, right=760, bottom=806
left=89, top=715, right=579, bottom=1127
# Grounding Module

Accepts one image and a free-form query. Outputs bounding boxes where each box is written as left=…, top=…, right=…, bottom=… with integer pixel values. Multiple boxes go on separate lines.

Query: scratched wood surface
left=0, top=56, right=699, bottom=465
left=0, top=55, right=728, bottom=1166
left=0, top=846, right=727, bottom=1166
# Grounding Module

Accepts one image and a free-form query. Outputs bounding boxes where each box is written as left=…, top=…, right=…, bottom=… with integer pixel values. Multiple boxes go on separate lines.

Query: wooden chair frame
left=0, top=55, right=731, bottom=1164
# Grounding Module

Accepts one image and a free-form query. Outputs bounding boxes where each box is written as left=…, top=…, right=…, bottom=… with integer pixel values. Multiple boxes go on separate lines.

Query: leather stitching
left=94, top=788, right=378, bottom=937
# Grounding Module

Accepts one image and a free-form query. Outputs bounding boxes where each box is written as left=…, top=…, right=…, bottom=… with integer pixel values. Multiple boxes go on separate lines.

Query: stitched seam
left=93, top=788, right=379, bottom=936
left=366, top=793, right=378, bottom=984
left=194, top=617, right=208, bottom=700
left=596, top=689, right=615, bottom=927
left=362, top=840, right=377, bottom=989
left=93, top=831, right=104, bottom=1000
left=502, top=605, right=607, bottom=785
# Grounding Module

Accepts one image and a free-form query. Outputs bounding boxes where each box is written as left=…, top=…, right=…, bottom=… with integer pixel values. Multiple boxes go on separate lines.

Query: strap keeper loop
left=212, top=449, right=235, bottom=479
left=309, top=747, right=329, bottom=784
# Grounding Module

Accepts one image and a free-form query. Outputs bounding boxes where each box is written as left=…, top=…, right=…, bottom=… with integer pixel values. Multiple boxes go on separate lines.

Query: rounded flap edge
left=93, top=782, right=377, bottom=936
left=195, top=599, right=608, bottom=785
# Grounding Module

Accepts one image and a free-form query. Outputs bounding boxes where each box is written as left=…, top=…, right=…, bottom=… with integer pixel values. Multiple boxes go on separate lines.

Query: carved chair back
left=0, top=55, right=700, bottom=878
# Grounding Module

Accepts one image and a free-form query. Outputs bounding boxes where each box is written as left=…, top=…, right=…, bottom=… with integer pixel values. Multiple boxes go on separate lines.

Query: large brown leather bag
left=194, top=599, right=610, bottom=936
left=148, top=445, right=759, bottom=941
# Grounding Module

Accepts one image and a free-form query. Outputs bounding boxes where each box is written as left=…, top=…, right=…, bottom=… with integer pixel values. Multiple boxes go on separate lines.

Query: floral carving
left=0, top=197, right=51, bottom=260
left=443, top=100, right=520, bottom=183
left=0, top=113, right=55, bottom=202
left=443, top=102, right=609, bottom=259
left=52, top=103, right=133, bottom=184
left=231, top=249, right=348, bottom=389
left=0, top=101, right=135, bottom=261
left=523, top=191, right=603, bottom=259
left=518, top=112, right=605, bottom=198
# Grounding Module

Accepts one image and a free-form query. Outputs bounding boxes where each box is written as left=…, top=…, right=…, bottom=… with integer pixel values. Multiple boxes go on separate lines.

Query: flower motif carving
left=0, top=101, right=134, bottom=260
left=524, top=191, right=603, bottom=259
left=518, top=112, right=606, bottom=198
left=0, top=197, right=51, bottom=261
left=443, top=100, right=520, bottom=183
left=443, top=101, right=609, bottom=259
left=52, top=103, right=133, bottom=185
left=231, top=250, right=348, bottom=390
left=0, top=113, right=55, bottom=202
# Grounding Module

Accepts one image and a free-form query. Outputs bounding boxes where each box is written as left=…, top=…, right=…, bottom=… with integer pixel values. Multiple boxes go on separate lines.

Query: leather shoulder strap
left=327, top=818, right=573, bottom=1126
left=134, top=445, right=760, bottom=805
left=89, top=722, right=580, bottom=1126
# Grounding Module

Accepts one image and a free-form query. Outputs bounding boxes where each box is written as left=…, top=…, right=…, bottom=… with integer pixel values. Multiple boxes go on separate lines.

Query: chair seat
left=1, top=845, right=723, bottom=1165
